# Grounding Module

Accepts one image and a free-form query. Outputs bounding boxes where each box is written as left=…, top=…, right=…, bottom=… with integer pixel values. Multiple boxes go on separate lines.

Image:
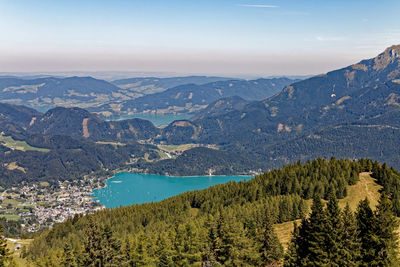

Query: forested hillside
left=111, top=76, right=233, bottom=95
left=148, top=46, right=400, bottom=173
left=116, top=78, right=296, bottom=115
left=0, top=134, right=158, bottom=187
left=0, top=103, right=161, bottom=187
left=24, top=158, right=400, bottom=266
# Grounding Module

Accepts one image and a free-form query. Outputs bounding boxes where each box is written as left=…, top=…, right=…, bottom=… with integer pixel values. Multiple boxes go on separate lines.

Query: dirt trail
left=82, top=118, right=90, bottom=138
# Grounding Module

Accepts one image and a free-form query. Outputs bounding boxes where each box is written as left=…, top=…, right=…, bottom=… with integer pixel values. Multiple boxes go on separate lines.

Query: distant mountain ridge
left=149, top=45, right=400, bottom=173
left=0, top=76, right=122, bottom=111
left=112, top=76, right=233, bottom=94
left=113, top=77, right=297, bottom=115
left=0, top=75, right=293, bottom=118
left=1, top=46, right=400, bottom=177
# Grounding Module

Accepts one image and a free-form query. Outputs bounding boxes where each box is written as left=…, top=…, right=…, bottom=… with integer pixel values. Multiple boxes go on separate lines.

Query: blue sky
left=1, top=0, right=399, bottom=76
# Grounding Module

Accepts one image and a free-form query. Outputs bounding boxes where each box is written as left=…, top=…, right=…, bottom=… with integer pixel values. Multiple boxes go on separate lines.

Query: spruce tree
left=213, top=212, right=233, bottom=264
left=101, top=225, right=124, bottom=265
left=285, top=195, right=328, bottom=266
left=132, top=234, right=150, bottom=266
left=82, top=218, right=104, bottom=266
left=82, top=218, right=123, bottom=266
left=259, top=214, right=284, bottom=265
left=204, top=215, right=217, bottom=267
left=299, top=195, right=328, bottom=266
left=356, top=198, right=376, bottom=265
left=284, top=222, right=300, bottom=267
left=61, top=242, right=77, bottom=267
left=324, top=192, right=342, bottom=266
left=340, top=203, right=360, bottom=266
left=156, top=235, right=172, bottom=267
left=226, top=220, right=258, bottom=266
left=372, top=193, right=399, bottom=266
left=122, top=237, right=133, bottom=266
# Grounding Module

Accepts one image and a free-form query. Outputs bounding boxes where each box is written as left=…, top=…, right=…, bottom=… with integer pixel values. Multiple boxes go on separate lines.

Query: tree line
left=21, top=158, right=400, bottom=266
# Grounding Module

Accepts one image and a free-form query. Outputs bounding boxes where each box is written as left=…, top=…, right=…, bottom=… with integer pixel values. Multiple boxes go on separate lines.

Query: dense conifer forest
left=20, top=158, right=400, bottom=266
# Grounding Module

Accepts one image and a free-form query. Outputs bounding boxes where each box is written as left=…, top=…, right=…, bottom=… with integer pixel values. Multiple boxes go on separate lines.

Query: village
left=0, top=177, right=105, bottom=233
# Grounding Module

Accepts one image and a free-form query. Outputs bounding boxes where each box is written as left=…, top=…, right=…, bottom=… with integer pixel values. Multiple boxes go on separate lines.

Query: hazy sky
left=1, top=0, right=400, bottom=76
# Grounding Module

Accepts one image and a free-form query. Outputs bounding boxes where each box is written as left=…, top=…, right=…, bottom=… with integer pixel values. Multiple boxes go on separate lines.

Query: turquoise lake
left=91, top=172, right=252, bottom=208
left=106, top=113, right=191, bottom=126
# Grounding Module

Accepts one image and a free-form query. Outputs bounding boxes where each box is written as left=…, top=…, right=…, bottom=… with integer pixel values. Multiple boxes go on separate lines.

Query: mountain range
left=111, top=76, right=233, bottom=95
left=154, top=45, right=400, bottom=173
left=1, top=45, right=400, bottom=181
left=112, top=77, right=296, bottom=115
left=0, top=75, right=295, bottom=118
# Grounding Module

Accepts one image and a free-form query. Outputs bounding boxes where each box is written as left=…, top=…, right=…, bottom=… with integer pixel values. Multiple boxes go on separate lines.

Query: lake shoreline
left=91, top=172, right=253, bottom=208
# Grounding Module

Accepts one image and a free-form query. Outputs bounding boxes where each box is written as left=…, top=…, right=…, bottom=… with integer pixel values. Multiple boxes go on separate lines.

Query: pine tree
left=226, top=220, right=258, bottom=266
left=132, top=234, right=150, bottom=266
left=82, top=218, right=104, bottom=266
left=122, top=237, right=133, bottom=266
left=61, top=242, right=77, bottom=267
left=371, top=193, right=399, bottom=266
left=340, top=203, right=360, bottom=266
left=214, top=212, right=233, bottom=264
left=259, top=214, right=284, bottom=265
left=101, top=225, right=124, bottom=265
left=284, top=222, right=300, bottom=267
left=356, top=198, right=376, bottom=265
left=82, top=217, right=123, bottom=266
left=284, top=195, right=329, bottom=266
left=156, top=235, right=172, bottom=267
left=203, top=215, right=218, bottom=267
left=324, top=192, right=342, bottom=266
left=299, top=195, right=328, bottom=266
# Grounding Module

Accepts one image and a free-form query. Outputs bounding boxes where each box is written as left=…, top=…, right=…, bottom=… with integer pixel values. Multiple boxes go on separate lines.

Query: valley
left=0, top=46, right=399, bottom=266
left=2, top=1, right=400, bottom=265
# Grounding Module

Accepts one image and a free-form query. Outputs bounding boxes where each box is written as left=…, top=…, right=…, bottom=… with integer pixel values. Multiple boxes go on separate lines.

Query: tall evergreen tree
left=82, top=217, right=123, bottom=266
left=356, top=198, right=376, bottom=265
left=61, top=242, right=77, bottom=267
left=285, top=195, right=329, bottom=266
left=284, top=222, right=300, bottom=267
left=101, top=225, right=124, bottom=265
left=371, top=193, right=399, bottom=266
left=213, top=212, right=233, bottom=265
left=226, top=220, right=258, bottom=266
left=259, top=214, right=284, bottom=265
left=156, top=235, right=173, bottom=267
left=132, top=234, right=150, bottom=266
left=296, top=195, right=329, bottom=266
left=203, top=215, right=217, bottom=267
left=324, top=192, right=343, bottom=266
left=340, top=203, right=360, bottom=266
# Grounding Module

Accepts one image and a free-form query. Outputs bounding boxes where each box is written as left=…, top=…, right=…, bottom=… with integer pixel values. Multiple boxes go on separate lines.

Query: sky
left=1, top=0, right=400, bottom=77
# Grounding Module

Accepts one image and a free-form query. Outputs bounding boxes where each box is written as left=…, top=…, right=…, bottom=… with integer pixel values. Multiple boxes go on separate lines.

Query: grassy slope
left=274, top=172, right=382, bottom=249
left=0, top=135, right=49, bottom=152
left=8, top=239, right=33, bottom=267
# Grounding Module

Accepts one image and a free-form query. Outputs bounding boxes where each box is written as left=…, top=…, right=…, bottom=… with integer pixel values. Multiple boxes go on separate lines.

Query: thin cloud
left=316, top=36, right=344, bottom=42
left=238, top=4, right=279, bottom=8
left=268, top=11, right=309, bottom=16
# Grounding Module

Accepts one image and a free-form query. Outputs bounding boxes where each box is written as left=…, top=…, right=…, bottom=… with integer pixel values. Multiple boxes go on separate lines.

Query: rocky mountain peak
left=373, top=44, right=400, bottom=70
